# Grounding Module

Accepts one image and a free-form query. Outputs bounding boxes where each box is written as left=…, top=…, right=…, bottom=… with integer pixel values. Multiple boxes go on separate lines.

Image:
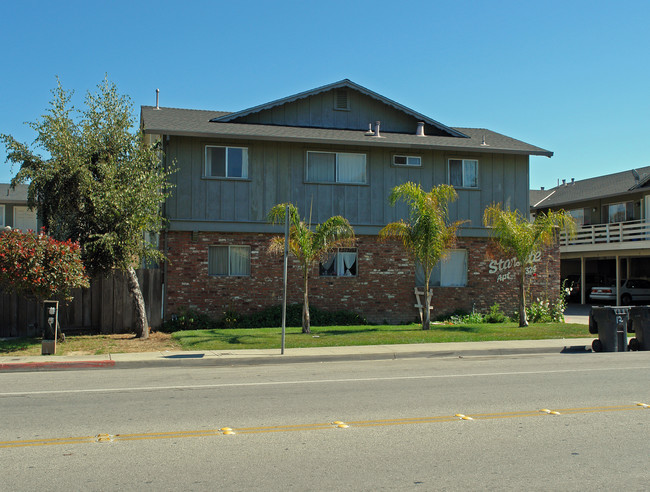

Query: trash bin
left=628, top=306, right=650, bottom=351
left=589, top=307, right=630, bottom=352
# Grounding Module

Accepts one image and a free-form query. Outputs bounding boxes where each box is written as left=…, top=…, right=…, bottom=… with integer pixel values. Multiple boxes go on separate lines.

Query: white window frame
left=208, top=245, right=251, bottom=277
left=0, top=204, right=5, bottom=227
left=204, top=145, right=249, bottom=179
left=393, top=155, right=421, bottom=167
left=319, top=248, right=358, bottom=277
left=448, top=158, right=479, bottom=188
left=415, top=249, right=468, bottom=287
left=306, top=151, right=367, bottom=184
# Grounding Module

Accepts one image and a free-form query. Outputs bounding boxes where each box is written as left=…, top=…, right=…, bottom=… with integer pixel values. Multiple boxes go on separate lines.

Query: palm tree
left=483, top=204, right=576, bottom=327
left=268, top=203, right=355, bottom=333
left=379, top=183, right=464, bottom=330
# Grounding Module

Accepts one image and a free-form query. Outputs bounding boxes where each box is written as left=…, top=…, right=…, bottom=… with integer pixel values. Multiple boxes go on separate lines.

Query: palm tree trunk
left=423, top=275, right=431, bottom=330
left=519, top=266, right=528, bottom=327
left=302, top=269, right=311, bottom=334
left=126, top=267, right=149, bottom=339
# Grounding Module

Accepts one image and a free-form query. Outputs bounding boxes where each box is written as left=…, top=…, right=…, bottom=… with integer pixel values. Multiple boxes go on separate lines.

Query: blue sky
left=1, top=0, right=648, bottom=190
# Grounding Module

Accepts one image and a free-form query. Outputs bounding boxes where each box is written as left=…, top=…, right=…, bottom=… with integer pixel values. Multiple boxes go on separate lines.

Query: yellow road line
left=1, top=404, right=645, bottom=449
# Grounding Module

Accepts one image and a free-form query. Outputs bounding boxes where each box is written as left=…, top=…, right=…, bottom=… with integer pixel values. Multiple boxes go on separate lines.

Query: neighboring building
left=0, top=183, right=38, bottom=232
left=141, top=79, right=557, bottom=323
left=531, top=167, right=650, bottom=305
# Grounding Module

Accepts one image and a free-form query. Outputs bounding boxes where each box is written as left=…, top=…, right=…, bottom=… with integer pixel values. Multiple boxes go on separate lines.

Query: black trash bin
left=589, top=307, right=630, bottom=352
left=628, top=306, right=650, bottom=351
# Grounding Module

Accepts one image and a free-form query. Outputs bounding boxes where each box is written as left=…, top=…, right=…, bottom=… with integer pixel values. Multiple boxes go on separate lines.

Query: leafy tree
left=379, top=182, right=464, bottom=330
left=483, top=204, right=575, bottom=327
left=1, top=78, right=173, bottom=339
left=267, top=203, right=355, bottom=333
left=0, top=228, right=89, bottom=301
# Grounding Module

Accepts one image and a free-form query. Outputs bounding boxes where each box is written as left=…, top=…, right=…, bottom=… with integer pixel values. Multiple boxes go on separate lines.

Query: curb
left=0, top=343, right=592, bottom=372
left=0, top=360, right=115, bottom=372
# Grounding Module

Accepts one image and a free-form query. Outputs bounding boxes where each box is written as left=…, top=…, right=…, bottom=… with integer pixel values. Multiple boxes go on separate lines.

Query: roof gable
left=211, top=79, right=467, bottom=138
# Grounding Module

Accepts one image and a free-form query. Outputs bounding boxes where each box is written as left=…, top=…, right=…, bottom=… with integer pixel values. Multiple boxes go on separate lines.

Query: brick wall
left=164, top=231, right=560, bottom=324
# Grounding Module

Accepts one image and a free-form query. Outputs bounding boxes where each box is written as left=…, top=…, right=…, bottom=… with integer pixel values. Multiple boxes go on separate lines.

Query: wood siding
left=233, top=89, right=435, bottom=134
left=165, top=137, right=529, bottom=233
left=0, top=269, right=162, bottom=338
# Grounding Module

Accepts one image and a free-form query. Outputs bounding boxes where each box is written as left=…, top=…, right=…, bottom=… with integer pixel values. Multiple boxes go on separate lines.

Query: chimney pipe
left=416, top=122, right=425, bottom=137
left=374, top=121, right=381, bottom=137
left=562, top=179, right=566, bottom=186
left=155, top=88, right=160, bottom=110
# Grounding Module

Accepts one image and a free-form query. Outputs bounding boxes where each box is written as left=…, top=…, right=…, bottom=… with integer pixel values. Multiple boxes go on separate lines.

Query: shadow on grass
left=432, top=325, right=480, bottom=333
left=313, top=328, right=380, bottom=336
left=0, top=338, right=40, bottom=354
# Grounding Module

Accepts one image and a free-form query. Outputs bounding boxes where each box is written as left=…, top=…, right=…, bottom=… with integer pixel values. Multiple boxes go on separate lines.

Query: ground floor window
left=415, top=249, right=468, bottom=287
left=319, top=248, right=358, bottom=277
left=208, top=245, right=250, bottom=276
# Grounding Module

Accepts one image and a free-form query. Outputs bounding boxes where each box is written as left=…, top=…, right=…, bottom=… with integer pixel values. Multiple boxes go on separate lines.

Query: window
left=393, top=155, right=421, bottom=167
left=449, top=159, right=478, bottom=188
left=0, top=205, right=4, bottom=227
left=319, top=248, right=357, bottom=277
left=415, top=250, right=468, bottom=287
left=205, top=146, right=248, bottom=178
left=306, top=152, right=366, bottom=184
left=208, top=245, right=250, bottom=276
left=604, top=202, right=633, bottom=223
left=568, top=209, right=585, bottom=227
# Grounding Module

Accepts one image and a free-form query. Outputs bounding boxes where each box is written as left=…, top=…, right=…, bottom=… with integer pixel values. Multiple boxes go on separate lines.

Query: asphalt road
left=2, top=352, right=649, bottom=490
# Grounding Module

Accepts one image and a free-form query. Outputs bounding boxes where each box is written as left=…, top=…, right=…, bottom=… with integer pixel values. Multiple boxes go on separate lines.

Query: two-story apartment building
left=532, top=167, right=650, bottom=305
left=141, top=79, right=557, bottom=323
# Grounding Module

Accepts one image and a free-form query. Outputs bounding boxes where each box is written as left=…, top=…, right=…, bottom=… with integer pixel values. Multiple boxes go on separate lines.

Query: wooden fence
left=0, top=269, right=162, bottom=338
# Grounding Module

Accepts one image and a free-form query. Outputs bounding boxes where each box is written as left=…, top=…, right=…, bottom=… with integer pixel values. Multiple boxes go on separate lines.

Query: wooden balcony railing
left=560, top=219, right=650, bottom=246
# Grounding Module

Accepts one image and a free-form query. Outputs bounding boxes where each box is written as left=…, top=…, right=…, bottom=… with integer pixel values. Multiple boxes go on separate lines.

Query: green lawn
left=172, top=322, right=589, bottom=351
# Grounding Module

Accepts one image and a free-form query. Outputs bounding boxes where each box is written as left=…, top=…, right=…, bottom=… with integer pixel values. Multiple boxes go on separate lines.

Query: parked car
left=589, top=278, right=650, bottom=305
left=564, top=273, right=607, bottom=301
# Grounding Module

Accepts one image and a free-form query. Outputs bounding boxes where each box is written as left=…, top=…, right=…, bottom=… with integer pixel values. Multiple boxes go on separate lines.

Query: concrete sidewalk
left=0, top=338, right=595, bottom=372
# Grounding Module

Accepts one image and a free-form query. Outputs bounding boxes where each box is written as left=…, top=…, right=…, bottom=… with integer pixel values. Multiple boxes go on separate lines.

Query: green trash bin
left=628, top=306, right=650, bottom=351
left=589, top=307, right=630, bottom=352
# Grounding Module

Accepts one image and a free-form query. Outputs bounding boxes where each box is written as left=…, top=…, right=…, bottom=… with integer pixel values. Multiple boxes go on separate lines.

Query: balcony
left=560, top=219, right=650, bottom=253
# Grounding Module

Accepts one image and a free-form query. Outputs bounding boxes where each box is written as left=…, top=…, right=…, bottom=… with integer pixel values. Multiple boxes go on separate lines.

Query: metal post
left=281, top=205, right=289, bottom=354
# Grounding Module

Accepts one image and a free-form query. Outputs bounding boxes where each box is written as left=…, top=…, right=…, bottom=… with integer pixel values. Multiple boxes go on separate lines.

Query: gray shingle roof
left=531, top=166, right=650, bottom=209
left=141, top=106, right=552, bottom=157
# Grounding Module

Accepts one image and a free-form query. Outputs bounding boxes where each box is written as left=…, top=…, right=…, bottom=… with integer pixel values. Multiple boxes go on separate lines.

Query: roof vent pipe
left=416, top=122, right=425, bottom=137
left=571, top=178, right=575, bottom=184
left=374, top=121, right=381, bottom=137
left=364, top=123, right=374, bottom=136
left=155, top=88, right=160, bottom=110
left=541, top=186, right=545, bottom=190
left=562, top=179, right=566, bottom=186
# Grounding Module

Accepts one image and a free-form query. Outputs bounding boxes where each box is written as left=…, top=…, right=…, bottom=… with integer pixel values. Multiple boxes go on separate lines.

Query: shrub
left=0, top=228, right=89, bottom=301
left=484, top=303, right=509, bottom=323
left=159, top=308, right=218, bottom=333
left=162, top=304, right=368, bottom=331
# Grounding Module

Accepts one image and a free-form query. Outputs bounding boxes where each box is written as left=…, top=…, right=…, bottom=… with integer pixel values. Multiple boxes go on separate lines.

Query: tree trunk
left=302, top=269, right=311, bottom=334
left=422, top=275, right=431, bottom=330
left=126, top=267, right=149, bottom=339
left=519, top=267, right=528, bottom=327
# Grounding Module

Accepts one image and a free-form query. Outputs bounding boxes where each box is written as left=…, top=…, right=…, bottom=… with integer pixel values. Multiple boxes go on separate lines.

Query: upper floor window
left=0, top=204, right=5, bottom=227
left=306, top=151, right=366, bottom=184
left=393, top=155, right=421, bottom=167
left=415, top=249, right=468, bottom=287
left=205, top=146, right=248, bottom=178
left=449, top=159, right=478, bottom=188
left=319, top=248, right=358, bottom=277
left=208, top=245, right=251, bottom=276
